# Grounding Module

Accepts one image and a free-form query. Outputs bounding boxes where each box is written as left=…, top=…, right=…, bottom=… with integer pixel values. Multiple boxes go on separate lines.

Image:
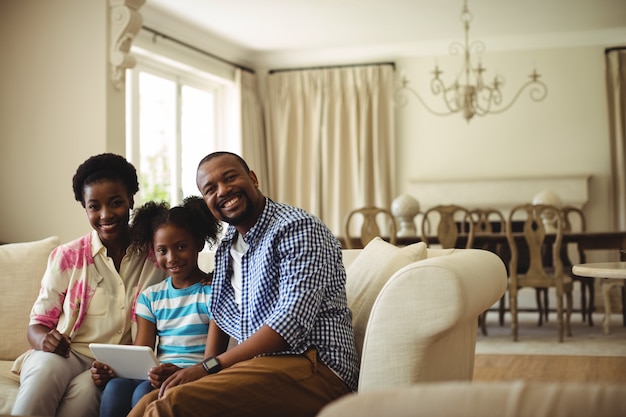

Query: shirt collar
left=239, top=197, right=273, bottom=246
left=90, top=230, right=106, bottom=258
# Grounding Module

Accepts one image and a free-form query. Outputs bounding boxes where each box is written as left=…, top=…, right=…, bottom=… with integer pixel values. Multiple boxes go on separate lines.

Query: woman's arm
left=27, top=324, right=71, bottom=357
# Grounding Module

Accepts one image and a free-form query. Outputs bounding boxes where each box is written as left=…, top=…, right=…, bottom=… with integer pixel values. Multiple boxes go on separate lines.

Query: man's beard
left=220, top=195, right=254, bottom=226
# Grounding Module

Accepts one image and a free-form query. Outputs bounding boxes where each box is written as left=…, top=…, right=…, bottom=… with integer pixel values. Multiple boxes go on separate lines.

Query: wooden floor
left=473, top=354, right=626, bottom=384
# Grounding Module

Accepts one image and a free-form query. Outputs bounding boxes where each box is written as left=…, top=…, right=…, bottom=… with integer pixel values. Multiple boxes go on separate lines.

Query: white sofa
left=0, top=236, right=507, bottom=414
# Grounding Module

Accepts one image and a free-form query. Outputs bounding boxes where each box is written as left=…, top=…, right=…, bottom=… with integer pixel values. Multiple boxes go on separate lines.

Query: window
left=126, top=48, right=240, bottom=207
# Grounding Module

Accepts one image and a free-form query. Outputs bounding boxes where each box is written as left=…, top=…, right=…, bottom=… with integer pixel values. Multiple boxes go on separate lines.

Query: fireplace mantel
left=408, top=174, right=590, bottom=217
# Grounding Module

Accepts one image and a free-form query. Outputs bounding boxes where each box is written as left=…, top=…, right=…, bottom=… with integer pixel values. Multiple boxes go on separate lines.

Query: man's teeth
left=224, top=197, right=239, bottom=208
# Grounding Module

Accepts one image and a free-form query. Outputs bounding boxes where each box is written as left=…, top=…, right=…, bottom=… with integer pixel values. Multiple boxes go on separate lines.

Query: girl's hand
left=41, top=329, right=71, bottom=358
left=90, top=360, right=115, bottom=387
left=148, top=363, right=181, bottom=388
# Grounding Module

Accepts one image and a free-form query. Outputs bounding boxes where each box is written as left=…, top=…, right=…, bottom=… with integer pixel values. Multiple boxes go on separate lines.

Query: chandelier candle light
left=397, top=0, right=548, bottom=122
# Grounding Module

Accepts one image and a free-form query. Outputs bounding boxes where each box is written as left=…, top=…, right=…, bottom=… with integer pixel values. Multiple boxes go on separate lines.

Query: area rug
left=476, top=311, right=626, bottom=357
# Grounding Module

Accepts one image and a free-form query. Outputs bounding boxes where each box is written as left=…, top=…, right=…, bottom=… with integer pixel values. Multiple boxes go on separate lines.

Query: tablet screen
left=89, top=343, right=159, bottom=380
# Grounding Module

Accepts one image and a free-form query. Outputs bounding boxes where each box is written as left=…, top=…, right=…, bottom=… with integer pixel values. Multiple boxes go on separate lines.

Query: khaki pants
left=128, top=349, right=351, bottom=417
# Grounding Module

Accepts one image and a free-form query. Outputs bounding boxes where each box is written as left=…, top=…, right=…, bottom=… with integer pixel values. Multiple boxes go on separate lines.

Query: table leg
left=603, top=279, right=612, bottom=335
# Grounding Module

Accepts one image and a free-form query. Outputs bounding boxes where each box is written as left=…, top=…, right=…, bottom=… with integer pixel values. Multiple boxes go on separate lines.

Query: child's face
left=82, top=179, right=132, bottom=245
left=153, top=224, right=200, bottom=282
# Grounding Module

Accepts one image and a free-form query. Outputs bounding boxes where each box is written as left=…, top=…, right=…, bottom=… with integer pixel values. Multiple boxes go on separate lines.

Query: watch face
left=205, top=357, right=219, bottom=368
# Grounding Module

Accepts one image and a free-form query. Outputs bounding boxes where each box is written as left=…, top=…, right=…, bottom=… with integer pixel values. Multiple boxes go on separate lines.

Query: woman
left=11, top=153, right=167, bottom=417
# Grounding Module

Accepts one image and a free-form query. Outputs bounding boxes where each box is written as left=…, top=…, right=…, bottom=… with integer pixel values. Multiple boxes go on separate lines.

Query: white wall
left=0, top=1, right=125, bottom=243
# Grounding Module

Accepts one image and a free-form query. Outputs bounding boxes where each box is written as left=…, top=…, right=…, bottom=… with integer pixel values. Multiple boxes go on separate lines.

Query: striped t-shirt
left=135, top=277, right=211, bottom=368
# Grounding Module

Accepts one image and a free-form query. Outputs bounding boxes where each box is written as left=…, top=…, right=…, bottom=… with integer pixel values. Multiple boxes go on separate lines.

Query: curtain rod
left=141, top=26, right=255, bottom=74
left=268, top=61, right=395, bottom=74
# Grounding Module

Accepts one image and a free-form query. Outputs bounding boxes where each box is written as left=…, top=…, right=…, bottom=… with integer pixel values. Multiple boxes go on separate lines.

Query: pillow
left=0, top=236, right=60, bottom=361
left=345, top=237, right=427, bottom=357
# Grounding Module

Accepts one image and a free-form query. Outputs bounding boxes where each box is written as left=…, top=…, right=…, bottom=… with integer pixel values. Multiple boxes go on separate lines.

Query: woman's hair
left=72, top=153, right=139, bottom=206
left=130, top=196, right=221, bottom=253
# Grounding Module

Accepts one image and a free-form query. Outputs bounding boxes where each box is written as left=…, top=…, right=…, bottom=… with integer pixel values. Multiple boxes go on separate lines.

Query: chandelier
left=397, top=0, right=548, bottom=122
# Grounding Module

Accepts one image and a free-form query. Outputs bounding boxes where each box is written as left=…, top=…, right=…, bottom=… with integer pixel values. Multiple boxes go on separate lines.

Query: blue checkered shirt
left=210, top=198, right=359, bottom=391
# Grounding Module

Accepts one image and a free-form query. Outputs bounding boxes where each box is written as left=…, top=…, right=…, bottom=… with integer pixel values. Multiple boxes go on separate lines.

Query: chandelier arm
left=394, top=85, right=457, bottom=117
left=487, top=80, right=548, bottom=115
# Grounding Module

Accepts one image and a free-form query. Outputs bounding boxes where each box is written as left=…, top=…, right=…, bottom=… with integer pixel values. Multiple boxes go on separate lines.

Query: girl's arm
left=157, top=320, right=230, bottom=398
left=134, top=316, right=157, bottom=348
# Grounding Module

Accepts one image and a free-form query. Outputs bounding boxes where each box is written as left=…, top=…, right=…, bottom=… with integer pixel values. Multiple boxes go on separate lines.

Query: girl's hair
left=130, top=196, right=221, bottom=253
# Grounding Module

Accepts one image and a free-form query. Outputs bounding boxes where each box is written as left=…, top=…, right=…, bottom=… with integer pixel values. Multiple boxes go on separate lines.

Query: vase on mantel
left=391, top=194, right=420, bottom=237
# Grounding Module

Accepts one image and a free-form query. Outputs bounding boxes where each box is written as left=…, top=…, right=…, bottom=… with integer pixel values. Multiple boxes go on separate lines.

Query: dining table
left=572, top=261, right=626, bottom=335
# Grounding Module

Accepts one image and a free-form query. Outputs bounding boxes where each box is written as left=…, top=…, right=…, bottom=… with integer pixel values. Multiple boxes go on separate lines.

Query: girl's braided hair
left=130, top=196, right=221, bottom=254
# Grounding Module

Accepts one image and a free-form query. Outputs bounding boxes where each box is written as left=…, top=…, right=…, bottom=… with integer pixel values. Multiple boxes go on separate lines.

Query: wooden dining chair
left=507, top=203, right=573, bottom=342
left=344, top=206, right=397, bottom=249
left=470, top=208, right=507, bottom=335
left=562, top=206, right=594, bottom=324
left=421, top=204, right=475, bottom=249
left=536, top=206, right=594, bottom=326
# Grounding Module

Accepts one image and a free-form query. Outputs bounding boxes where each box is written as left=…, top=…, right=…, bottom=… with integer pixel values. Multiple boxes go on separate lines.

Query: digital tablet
left=89, top=343, right=159, bottom=380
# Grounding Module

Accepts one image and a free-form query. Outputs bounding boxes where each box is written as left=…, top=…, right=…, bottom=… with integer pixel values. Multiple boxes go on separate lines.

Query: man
left=129, top=151, right=359, bottom=417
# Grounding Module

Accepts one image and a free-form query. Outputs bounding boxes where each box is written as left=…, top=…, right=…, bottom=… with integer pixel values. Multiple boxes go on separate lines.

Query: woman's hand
left=90, top=360, right=115, bottom=387
left=158, top=364, right=207, bottom=398
left=41, top=329, right=71, bottom=358
left=148, top=363, right=181, bottom=388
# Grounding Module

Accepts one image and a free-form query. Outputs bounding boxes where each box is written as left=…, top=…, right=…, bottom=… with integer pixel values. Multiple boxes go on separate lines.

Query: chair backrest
left=561, top=205, right=587, bottom=265
left=470, top=208, right=506, bottom=234
left=421, top=204, right=474, bottom=249
left=344, top=207, right=397, bottom=249
left=507, top=203, right=564, bottom=280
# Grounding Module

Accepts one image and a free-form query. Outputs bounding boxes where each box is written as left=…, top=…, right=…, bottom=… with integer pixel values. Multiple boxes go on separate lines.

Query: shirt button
left=118, top=329, right=122, bottom=334
left=121, top=305, right=125, bottom=310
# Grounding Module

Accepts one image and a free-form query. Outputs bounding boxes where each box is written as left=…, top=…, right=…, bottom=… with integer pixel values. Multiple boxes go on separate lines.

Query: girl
left=92, top=196, right=221, bottom=417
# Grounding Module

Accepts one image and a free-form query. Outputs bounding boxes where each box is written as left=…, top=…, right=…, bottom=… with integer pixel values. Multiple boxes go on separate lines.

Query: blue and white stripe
left=136, top=278, right=211, bottom=367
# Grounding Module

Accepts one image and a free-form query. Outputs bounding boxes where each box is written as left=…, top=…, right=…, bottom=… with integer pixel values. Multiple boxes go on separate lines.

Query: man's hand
left=90, top=361, right=115, bottom=387
left=158, top=364, right=207, bottom=398
left=148, top=363, right=181, bottom=388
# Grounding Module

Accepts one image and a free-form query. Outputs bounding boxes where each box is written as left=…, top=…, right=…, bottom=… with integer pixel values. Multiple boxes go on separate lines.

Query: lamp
left=396, top=0, right=548, bottom=122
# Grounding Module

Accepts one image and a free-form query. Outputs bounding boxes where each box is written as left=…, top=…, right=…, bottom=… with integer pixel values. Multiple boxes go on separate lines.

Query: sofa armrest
left=317, top=381, right=626, bottom=417
left=358, top=249, right=506, bottom=391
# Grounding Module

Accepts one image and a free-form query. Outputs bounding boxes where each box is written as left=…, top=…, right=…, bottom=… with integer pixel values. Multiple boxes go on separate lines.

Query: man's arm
left=158, top=322, right=289, bottom=397
left=213, top=324, right=289, bottom=368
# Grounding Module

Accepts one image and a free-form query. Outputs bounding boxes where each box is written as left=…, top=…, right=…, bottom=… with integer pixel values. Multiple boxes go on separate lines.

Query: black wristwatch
left=201, top=356, right=222, bottom=374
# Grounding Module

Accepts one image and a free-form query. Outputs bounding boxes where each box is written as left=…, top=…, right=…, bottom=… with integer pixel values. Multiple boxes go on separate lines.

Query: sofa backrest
left=0, top=236, right=60, bottom=361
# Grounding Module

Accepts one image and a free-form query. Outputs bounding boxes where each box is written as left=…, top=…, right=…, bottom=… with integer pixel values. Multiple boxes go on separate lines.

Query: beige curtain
left=265, top=64, right=396, bottom=235
left=238, top=69, right=269, bottom=193
left=606, top=48, right=626, bottom=230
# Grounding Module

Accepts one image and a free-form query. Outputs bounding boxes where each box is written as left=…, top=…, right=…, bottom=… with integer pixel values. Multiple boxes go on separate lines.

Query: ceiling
left=144, top=0, right=626, bottom=67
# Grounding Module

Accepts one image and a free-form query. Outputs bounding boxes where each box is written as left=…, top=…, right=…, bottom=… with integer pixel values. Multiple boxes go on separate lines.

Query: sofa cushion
left=0, top=236, right=59, bottom=361
left=346, top=237, right=427, bottom=357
